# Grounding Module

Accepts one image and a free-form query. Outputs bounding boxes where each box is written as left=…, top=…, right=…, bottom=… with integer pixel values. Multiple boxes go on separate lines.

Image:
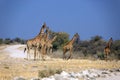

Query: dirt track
left=0, top=44, right=120, bottom=80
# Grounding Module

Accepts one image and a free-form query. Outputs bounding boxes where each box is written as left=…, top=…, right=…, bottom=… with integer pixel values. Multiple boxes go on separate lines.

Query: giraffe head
left=39, top=22, right=47, bottom=35
left=45, top=27, right=50, bottom=33
left=106, top=37, right=113, bottom=48
left=43, top=22, right=47, bottom=29
left=71, top=33, right=80, bottom=43
left=110, top=37, right=113, bottom=42
left=109, top=37, right=113, bottom=45
left=74, top=33, right=79, bottom=39
left=75, top=33, right=80, bottom=43
left=75, top=33, right=79, bottom=37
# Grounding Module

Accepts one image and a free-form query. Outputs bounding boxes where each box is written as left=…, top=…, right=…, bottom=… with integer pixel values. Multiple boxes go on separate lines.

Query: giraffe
left=36, top=27, right=50, bottom=60
left=104, top=37, right=113, bottom=61
left=38, top=22, right=47, bottom=36
left=46, top=35, right=57, bottom=54
left=63, top=33, right=80, bottom=60
left=24, top=23, right=47, bottom=60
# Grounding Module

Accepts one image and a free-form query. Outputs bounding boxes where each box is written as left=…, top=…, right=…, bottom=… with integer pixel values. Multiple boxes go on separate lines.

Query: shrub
left=4, top=38, right=11, bottom=44
left=50, top=31, right=69, bottom=50
left=97, top=51, right=104, bottom=60
left=38, top=68, right=62, bottom=78
left=0, top=38, right=3, bottom=44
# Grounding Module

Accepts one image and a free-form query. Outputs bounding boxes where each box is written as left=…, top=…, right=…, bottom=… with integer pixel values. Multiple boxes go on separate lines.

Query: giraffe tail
left=24, top=48, right=26, bottom=53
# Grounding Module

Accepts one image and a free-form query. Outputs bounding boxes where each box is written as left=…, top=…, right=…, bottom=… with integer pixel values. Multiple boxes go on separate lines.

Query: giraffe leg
left=27, top=47, right=30, bottom=60
left=37, top=46, right=41, bottom=60
left=50, top=47, right=53, bottom=54
left=104, top=50, right=107, bottom=61
left=39, top=49, right=41, bottom=59
left=67, top=49, right=72, bottom=60
left=109, top=49, right=112, bottom=61
left=41, top=46, right=46, bottom=61
left=37, top=47, right=41, bottom=60
left=105, top=52, right=108, bottom=61
left=34, top=47, right=37, bottom=61
left=40, top=46, right=44, bottom=60
left=104, top=53, right=106, bottom=61
left=36, top=48, right=39, bottom=60
left=46, top=47, right=49, bottom=54
left=38, top=46, right=42, bottom=59
left=106, top=53, right=108, bottom=61
left=63, top=49, right=67, bottom=60
left=104, top=53, right=107, bottom=60
left=44, top=46, right=47, bottom=60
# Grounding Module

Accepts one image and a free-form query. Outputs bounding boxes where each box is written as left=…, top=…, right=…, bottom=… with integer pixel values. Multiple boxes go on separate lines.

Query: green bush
left=50, top=31, right=69, bottom=50
left=0, top=38, right=3, bottom=44
left=4, top=38, right=11, bottom=44
left=38, top=68, right=62, bottom=78
left=97, top=51, right=104, bottom=60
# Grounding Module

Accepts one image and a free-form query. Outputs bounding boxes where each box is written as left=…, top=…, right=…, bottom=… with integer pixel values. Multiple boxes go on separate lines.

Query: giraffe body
left=46, top=36, right=57, bottom=54
left=63, top=33, right=80, bottom=60
left=104, top=37, right=113, bottom=61
left=24, top=23, right=46, bottom=60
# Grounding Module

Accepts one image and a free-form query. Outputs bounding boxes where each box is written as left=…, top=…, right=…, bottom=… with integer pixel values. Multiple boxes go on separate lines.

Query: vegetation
left=0, top=32, right=120, bottom=60
left=50, top=31, right=69, bottom=50
left=38, top=68, right=62, bottom=78
left=73, top=35, right=120, bottom=60
left=0, top=37, right=26, bottom=44
left=0, top=38, right=3, bottom=44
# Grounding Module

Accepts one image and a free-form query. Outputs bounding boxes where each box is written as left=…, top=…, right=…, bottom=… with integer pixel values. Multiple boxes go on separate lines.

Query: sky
left=0, top=0, right=120, bottom=40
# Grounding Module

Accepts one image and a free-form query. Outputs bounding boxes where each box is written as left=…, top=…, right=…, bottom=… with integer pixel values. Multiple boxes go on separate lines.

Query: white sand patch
left=3, top=44, right=27, bottom=58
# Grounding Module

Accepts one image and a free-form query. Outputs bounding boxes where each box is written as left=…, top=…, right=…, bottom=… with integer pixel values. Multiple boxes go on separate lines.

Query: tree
left=50, top=31, right=69, bottom=50
left=14, top=37, right=21, bottom=43
left=112, top=40, right=120, bottom=60
left=4, top=38, right=11, bottom=44
left=0, top=38, right=3, bottom=44
left=91, top=35, right=102, bottom=42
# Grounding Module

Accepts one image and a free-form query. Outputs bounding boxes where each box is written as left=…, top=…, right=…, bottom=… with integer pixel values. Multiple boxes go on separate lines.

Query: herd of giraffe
left=24, top=23, right=113, bottom=61
left=24, top=23, right=57, bottom=60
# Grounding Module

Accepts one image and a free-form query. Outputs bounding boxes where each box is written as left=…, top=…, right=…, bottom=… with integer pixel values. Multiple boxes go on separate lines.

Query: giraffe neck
left=39, top=27, right=45, bottom=35
left=46, top=32, right=50, bottom=41
left=44, top=27, right=50, bottom=41
left=108, top=41, right=112, bottom=48
left=49, top=36, right=57, bottom=44
left=44, top=32, right=49, bottom=42
left=106, top=39, right=112, bottom=48
left=69, top=35, right=77, bottom=45
left=38, top=23, right=46, bottom=36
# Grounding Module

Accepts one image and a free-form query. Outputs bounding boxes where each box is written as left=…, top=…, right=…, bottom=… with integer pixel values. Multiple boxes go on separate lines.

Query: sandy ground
left=0, top=44, right=120, bottom=80
left=3, top=44, right=27, bottom=58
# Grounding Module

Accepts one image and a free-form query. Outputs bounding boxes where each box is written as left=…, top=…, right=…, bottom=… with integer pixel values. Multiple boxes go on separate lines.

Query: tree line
left=0, top=37, right=26, bottom=44
left=50, top=32, right=120, bottom=60
left=0, top=31, right=120, bottom=60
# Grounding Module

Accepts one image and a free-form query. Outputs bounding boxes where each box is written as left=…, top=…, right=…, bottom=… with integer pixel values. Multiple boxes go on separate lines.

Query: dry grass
left=0, top=45, right=120, bottom=80
left=0, top=44, right=7, bottom=50
left=0, top=58, right=120, bottom=80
